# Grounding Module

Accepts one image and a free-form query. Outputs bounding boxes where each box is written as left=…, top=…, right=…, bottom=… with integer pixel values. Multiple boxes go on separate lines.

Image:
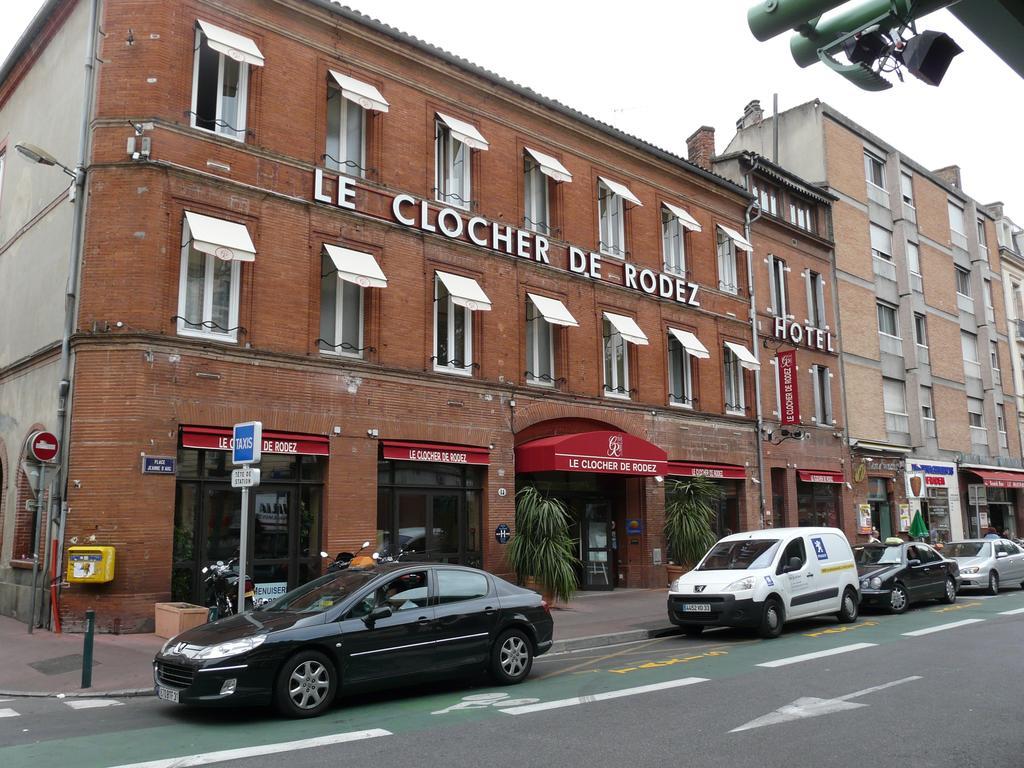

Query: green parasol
left=908, top=510, right=929, bottom=539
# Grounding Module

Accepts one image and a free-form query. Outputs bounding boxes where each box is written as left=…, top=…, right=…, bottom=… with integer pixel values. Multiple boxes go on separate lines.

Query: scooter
left=323, top=541, right=371, bottom=572
left=202, top=558, right=254, bottom=618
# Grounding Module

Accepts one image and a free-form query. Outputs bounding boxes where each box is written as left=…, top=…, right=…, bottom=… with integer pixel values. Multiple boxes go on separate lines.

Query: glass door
left=581, top=502, right=613, bottom=590
left=251, top=486, right=294, bottom=606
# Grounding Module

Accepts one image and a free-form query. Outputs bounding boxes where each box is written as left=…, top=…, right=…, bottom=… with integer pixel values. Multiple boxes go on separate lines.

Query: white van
left=667, top=527, right=860, bottom=638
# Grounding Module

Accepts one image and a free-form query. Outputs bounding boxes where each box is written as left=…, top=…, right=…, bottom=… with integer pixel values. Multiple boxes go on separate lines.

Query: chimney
left=932, top=164, right=961, bottom=190
left=686, top=126, right=716, bottom=171
left=735, top=99, right=764, bottom=130
left=982, top=201, right=1004, bottom=219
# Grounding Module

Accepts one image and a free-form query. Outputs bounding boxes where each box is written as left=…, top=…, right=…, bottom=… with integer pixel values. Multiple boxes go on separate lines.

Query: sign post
left=232, top=422, right=262, bottom=614
left=26, top=431, right=59, bottom=635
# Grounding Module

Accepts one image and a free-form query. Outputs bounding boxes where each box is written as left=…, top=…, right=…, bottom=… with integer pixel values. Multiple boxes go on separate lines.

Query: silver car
left=943, top=539, right=1024, bottom=594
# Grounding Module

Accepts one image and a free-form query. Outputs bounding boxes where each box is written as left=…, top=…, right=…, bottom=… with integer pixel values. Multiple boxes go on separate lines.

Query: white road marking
left=998, top=607, right=1024, bottom=616
left=755, top=642, right=877, bottom=668
left=107, top=729, right=392, bottom=768
left=499, top=677, right=707, bottom=715
left=63, top=699, right=124, bottom=710
left=0, top=708, right=19, bottom=718
left=902, top=619, right=985, bottom=636
left=731, top=676, right=921, bottom=733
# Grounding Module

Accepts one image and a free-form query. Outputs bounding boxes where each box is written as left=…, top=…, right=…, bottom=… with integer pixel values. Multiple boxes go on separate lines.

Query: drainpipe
left=742, top=159, right=766, bottom=528
left=49, top=0, right=101, bottom=630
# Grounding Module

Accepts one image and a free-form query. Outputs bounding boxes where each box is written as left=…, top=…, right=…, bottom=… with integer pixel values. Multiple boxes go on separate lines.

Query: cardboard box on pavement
left=154, top=602, right=209, bottom=639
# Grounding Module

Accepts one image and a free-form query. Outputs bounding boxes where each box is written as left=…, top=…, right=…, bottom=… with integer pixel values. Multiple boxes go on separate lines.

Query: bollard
left=81, top=609, right=95, bottom=689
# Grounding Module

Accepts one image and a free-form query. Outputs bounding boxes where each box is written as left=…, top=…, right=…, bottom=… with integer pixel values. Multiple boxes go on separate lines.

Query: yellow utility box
left=67, top=546, right=116, bottom=583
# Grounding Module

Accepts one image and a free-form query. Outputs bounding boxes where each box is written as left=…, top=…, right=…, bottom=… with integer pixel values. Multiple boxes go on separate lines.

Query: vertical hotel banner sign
left=776, top=349, right=800, bottom=425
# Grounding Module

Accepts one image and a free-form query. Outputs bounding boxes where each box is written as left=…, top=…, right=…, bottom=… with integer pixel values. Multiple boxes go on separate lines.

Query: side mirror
left=364, top=605, right=392, bottom=627
left=908, top=559, right=921, bottom=567
left=996, top=551, right=1008, bottom=559
left=320, top=551, right=329, bottom=558
left=362, top=540, right=371, bottom=549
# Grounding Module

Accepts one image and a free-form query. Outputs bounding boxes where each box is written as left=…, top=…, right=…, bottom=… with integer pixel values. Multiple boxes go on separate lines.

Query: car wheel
left=836, top=587, right=859, bottom=623
left=682, top=625, right=704, bottom=637
left=889, top=583, right=909, bottom=614
left=757, top=598, right=784, bottom=639
left=987, top=571, right=999, bottom=596
left=490, top=629, right=533, bottom=685
left=274, top=650, right=337, bottom=718
left=941, top=576, right=957, bottom=604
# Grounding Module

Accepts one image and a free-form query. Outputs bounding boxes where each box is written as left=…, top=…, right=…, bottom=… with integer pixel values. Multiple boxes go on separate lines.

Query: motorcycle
left=323, top=540, right=371, bottom=572
left=202, top=559, right=254, bottom=618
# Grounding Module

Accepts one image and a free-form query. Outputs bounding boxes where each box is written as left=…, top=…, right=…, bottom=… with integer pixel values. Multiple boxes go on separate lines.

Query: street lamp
left=16, top=142, right=81, bottom=182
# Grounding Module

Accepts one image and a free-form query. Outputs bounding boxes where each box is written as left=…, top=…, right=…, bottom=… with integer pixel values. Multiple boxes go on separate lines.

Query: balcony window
left=871, top=224, right=895, bottom=281
left=883, top=378, right=909, bottom=435
left=920, top=386, right=936, bottom=439
left=962, top=331, right=981, bottom=380
left=769, top=256, right=788, bottom=317
left=807, top=270, right=826, bottom=328
left=190, top=21, right=264, bottom=142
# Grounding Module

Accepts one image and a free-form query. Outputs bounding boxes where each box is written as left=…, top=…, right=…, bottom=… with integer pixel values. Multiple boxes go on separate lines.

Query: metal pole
left=27, top=464, right=46, bottom=634
left=37, top=469, right=54, bottom=629
left=237, top=485, right=249, bottom=614
left=81, top=608, right=95, bottom=688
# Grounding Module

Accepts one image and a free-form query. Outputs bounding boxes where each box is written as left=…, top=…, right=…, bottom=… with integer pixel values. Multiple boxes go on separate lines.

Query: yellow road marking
left=538, top=637, right=666, bottom=680
left=608, top=649, right=728, bottom=675
left=803, top=620, right=878, bottom=638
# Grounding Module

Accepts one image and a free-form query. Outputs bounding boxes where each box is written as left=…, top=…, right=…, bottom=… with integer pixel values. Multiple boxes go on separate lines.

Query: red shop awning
left=181, top=426, right=329, bottom=456
left=516, top=431, right=667, bottom=476
left=968, top=469, right=1024, bottom=489
left=667, top=461, right=746, bottom=480
left=381, top=440, right=490, bottom=466
left=797, top=469, right=845, bottom=484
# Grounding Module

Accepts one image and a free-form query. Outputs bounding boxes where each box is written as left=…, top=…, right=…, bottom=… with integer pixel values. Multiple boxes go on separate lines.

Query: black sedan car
left=154, top=563, right=553, bottom=718
left=854, top=540, right=960, bottom=613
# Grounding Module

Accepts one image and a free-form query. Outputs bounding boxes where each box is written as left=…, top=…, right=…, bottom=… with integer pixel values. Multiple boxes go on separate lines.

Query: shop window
left=768, top=256, right=788, bottom=317
left=190, top=26, right=252, bottom=141
left=325, top=85, right=366, bottom=176
left=602, top=317, right=630, bottom=399
left=723, top=346, right=745, bottom=415
left=176, top=217, right=242, bottom=342
left=319, top=252, right=364, bottom=357
left=717, top=229, right=739, bottom=295
left=525, top=300, right=554, bottom=387
left=797, top=482, right=839, bottom=528
left=435, top=120, right=471, bottom=209
left=806, top=270, right=826, bottom=327
left=433, top=275, right=473, bottom=375
left=667, top=337, right=694, bottom=408
left=661, top=205, right=686, bottom=275
left=598, top=180, right=626, bottom=258
left=523, top=154, right=550, bottom=235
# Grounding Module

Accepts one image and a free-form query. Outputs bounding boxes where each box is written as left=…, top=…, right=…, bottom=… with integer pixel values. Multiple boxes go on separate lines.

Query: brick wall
left=920, top=243, right=957, bottom=315
left=844, top=363, right=886, bottom=440
left=837, top=281, right=881, bottom=361
left=823, top=118, right=867, bottom=204
left=929, top=315, right=966, bottom=384
left=934, top=384, right=969, bottom=453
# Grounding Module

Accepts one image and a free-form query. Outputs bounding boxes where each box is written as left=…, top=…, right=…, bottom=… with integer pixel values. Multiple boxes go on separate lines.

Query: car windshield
left=263, top=569, right=380, bottom=613
left=855, top=545, right=903, bottom=565
left=698, top=539, right=780, bottom=571
left=944, top=542, right=989, bottom=558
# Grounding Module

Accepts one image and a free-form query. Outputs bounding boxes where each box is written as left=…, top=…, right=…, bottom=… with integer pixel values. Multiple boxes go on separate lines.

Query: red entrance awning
left=516, top=431, right=667, bottom=476
left=667, top=461, right=746, bottom=480
left=181, top=426, right=329, bottom=456
left=969, top=469, right=1024, bottom=489
left=381, top=440, right=490, bottom=466
left=797, top=469, right=844, bottom=484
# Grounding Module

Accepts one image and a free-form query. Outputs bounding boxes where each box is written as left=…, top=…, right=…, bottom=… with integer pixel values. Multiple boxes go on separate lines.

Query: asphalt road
left=2, top=589, right=1023, bottom=768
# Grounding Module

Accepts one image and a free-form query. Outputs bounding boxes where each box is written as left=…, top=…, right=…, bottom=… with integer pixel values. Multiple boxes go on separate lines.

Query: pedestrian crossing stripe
left=0, top=708, right=19, bottom=718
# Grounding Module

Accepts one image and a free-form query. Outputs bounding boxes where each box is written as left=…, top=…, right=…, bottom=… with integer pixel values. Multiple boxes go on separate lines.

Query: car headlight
left=869, top=577, right=882, bottom=589
left=960, top=566, right=979, bottom=575
left=674, top=577, right=686, bottom=592
left=724, top=576, right=755, bottom=592
left=160, top=637, right=176, bottom=655
left=193, top=635, right=267, bottom=660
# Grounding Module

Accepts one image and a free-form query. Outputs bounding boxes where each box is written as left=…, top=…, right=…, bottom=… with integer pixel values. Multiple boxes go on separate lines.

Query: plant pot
left=154, top=602, right=209, bottom=638
left=665, top=564, right=690, bottom=587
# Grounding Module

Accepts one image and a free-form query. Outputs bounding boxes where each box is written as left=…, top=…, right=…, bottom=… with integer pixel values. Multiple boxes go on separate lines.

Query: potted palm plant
left=507, top=485, right=579, bottom=604
left=663, top=476, right=722, bottom=585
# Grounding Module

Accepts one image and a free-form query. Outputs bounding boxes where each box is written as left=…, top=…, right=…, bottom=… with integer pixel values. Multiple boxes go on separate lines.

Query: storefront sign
left=516, top=430, right=667, bottom=476
left=141, top=456, right=176, bottom=475
left=776, top=349, right=800, bottom=426
left=797, top=469, right=844, bottom=484
left=905, top=458, right=964, bottom=543
left=495, top=524, right=511, bottom=544
left=773, top=317, right=836, bottom=352
left=381, top=440, right=490, bottom=466
left=898, top=503, right=911, bottom=531
left=666, top=461, right=746, bottom=480
left=314, top=173, right=700, bottom=309
left=253, top=581, right=288, bottom=608
left=857, top=503, right=872, bottom=534
left=626, top=518, right=643, bottom=535
left=905, top=471, right=926, bottom=499
left=181, top=426, right=330, bottom=456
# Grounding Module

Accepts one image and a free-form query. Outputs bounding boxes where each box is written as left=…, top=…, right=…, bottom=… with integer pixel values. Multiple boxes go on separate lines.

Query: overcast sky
left=3, top=1, right=1022, bottom=217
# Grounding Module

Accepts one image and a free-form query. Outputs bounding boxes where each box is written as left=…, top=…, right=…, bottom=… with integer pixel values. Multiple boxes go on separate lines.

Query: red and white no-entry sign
left=28, top=431, right=60, bottom=463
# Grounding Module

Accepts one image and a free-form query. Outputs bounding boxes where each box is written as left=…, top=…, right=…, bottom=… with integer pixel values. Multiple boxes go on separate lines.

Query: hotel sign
left=773, top=317, right=836, bottom=352
left=776, top=349, right=800, bottom=426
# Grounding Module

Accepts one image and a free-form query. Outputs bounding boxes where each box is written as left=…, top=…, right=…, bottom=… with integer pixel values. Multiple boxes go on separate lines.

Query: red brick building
left=0, top=1, right=834, bottom=630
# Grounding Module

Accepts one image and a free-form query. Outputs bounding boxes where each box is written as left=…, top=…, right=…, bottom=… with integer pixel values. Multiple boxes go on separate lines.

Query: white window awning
left=663, top=202, right=702, bottom=232
left=197, top=20, right=264, bottom=67
left=324, top=244, right=388, bottom=289
left=527, top=293, right=578, bottom=327
left=184, top=211, right=256, bottom=262
left=437, top=112, right=489, bottom=151
left=724, top=341, right=760, bottom=371
left=525, top=147, right=572, bottom=183
left=717, top=224, right=753, bottom=252
left=604, top=311, right=649, bottom=346
left=437, top=270, right=492, bottom=311
left=328, top=70, right=389, bottom=113
left=598, top=176, right=642, bottom=206
left=668, top=328, right=710, bottom=359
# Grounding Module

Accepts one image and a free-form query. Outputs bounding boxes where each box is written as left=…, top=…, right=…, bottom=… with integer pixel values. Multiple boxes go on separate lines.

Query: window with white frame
left=991, top=340, right=1000, bottom=383
left=789, top=200, right=814, bottom=232
left=1012, top=280, right=1024, bottom=319
left=984, top=278, right=995, bottom=322
left=668, top=337, right=694, bottom=408
left=662, top=205, right=686, bottom=274
left=598, top=180, right=626, bottom=258
left=877, top=302, right=899, bottom=338
left=326, top=86, right=366, bottom=177
left=523, top=154, right=550, bottom=235
left=811, top=365, right=832, bottom=424
left=900, top=171, right=915, bottom=207
left=177, top=218, right=242, bottom=341
left=717, top=229, right=739, bottom=294
left=962, top=331, right=981, bottom=379
left=525, top=299, right=554, bottom=386
left=434, top=276, right=472, bottom=373
left=769, top=256, right=787, bottom=317
left=920, top=385, right=936, bottom=439
left=968, top=397, right=986, bottom=445
left=191, top=23, right=260, bottom=141
left=723, top=346, right=745, bottom=415
left=753, top=182, right=778, bottom=217
left=435, top=120, right=471, bottom=209
left=883, top=377, right=909, bottom=434
left=948, top=200, right=966, bottom=236
left=998, top=405, right=1009, bottom=450
left=977, top=219, right=988, bottom=249
left=864, top=152, right=886, bottom=189
left=914, top=313, right=928, bottom=348
left=955, top=266, right=971, bottom=297
left=603, top=317, right=629, bottom=398
left=906, top=241, right=922, bottom=292
left=319, top=253, right=363, bottom=356
left=870, top=224, right=893, bottom=261
left=807, top=270, right=826, bottom=327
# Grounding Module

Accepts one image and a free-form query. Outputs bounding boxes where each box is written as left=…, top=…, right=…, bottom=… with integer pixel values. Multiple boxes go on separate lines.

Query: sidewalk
left=0, top=588, right=673, bottom=697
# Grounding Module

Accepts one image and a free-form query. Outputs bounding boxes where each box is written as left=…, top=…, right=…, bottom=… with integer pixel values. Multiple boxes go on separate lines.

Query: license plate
left=157, top=686, right=180, bottom=703
left=682, top=603, right=711, bottom=613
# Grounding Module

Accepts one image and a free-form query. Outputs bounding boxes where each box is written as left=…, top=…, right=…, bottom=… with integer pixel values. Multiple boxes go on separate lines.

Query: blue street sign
left=495, top=524, right=511, bottom=544
left=141, top=456, right=176, bottom=475
left=232, top=421, right=262, bottom=465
